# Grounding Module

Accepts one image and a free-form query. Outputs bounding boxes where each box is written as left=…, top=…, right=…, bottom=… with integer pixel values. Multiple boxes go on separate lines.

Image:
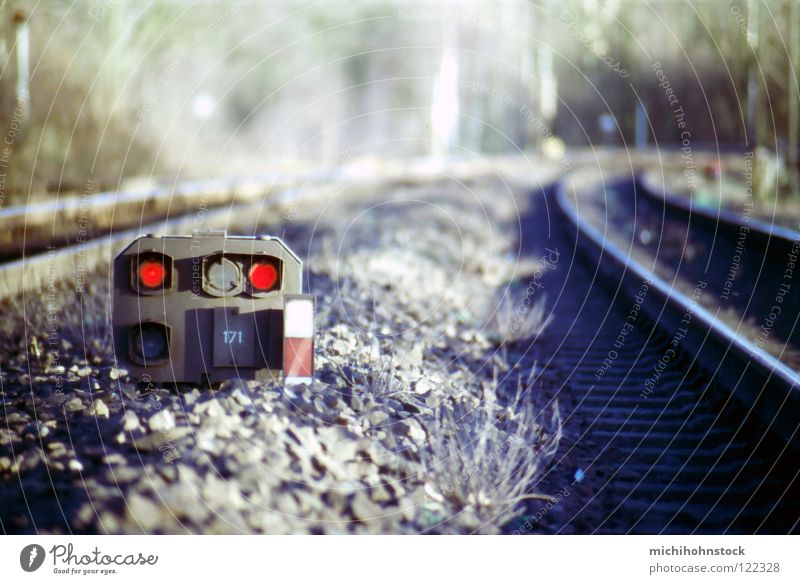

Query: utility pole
left=11, top=6, right=29, bottom=116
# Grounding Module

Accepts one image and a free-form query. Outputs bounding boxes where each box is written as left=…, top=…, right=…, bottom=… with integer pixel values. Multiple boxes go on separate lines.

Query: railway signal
left=112, top=230, right=314, bottom=386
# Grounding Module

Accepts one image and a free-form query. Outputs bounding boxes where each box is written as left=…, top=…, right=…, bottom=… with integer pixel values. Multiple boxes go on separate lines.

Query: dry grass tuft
left=485, top=293, right=552, bottom=344
left=419, top=368, right=561, bottom=533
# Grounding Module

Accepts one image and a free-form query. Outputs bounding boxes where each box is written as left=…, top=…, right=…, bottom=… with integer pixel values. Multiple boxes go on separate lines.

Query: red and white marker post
left=283, top=295, right=315, bottom=385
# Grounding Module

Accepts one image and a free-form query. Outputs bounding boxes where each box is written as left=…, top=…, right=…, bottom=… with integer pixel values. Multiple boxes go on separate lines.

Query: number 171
left=223, top=330, right=243, bottom=344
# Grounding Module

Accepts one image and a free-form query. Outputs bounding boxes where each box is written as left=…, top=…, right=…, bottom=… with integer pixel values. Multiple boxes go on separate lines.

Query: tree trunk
left=430, top=6, right=460, bottom=158
left=788, top=0, right=800, bottom=195
left=746, top=0, right=759, bottom=149
left=12, top=5, right=29, bottom=120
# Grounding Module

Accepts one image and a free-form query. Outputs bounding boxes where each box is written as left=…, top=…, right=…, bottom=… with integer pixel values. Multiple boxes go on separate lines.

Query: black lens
left=130, top=323, right=169, bottom=364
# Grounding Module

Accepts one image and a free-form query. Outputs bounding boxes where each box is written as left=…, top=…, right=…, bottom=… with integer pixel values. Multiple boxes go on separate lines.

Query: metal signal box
left=112, top=230, right=314, bottom=385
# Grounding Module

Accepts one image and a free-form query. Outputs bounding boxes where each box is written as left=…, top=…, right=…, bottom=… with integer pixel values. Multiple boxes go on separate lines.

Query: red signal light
left=248, top=262, right=278, bottom=291
left=139, top=260, right=166, bottom=288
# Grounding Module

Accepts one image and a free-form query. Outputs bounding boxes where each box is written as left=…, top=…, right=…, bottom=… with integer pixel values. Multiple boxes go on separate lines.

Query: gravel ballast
left=0, top=173, right=561, bottom=534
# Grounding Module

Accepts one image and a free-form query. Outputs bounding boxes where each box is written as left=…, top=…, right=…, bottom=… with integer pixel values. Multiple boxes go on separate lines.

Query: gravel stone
left=122, top=410, right=140, bottom=432
left=148, top=410, right=175, bottom=432
left=413, top=379, right=432, bottom=395
left=89, top=399, right=110, bottom=418
left=65, top=398, right=85, bottom=413
left=194, top=399, right=225, bottom=418
left=127, top=494, right=164, bottom=532
left=397, top=419, right=426, bottom=443
left=367, top=410, right=389, bottom=426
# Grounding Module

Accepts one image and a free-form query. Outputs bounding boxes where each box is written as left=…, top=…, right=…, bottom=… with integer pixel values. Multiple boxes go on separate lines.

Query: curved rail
left=635, top=173, right=800, bottom=349
left=638, top=171, right=800, bottom=247
left=554, top=179, right=800, bottom=449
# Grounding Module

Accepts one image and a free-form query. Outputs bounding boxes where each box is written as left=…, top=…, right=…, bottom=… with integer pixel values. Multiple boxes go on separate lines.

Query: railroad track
left=636, top=171, right=800, bottom=351
left=0, top=167, right=363, bottom=261
left=508, top=178, right=799, bottom=534
left=0, top=166, right=389, bottom=301
left=598, top=174, right=800, bottom=442
left=2, top=158, right=796, bottom=534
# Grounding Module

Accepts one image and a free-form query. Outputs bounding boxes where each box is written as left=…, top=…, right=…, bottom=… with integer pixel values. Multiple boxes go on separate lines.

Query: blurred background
left=2, top=0, right=800, bottom=538
left=0, top=0, right=797, bottom=198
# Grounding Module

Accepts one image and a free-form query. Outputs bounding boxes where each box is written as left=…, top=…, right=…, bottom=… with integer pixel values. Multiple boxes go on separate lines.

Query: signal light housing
left=112, top=231, right=312, bottom=385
